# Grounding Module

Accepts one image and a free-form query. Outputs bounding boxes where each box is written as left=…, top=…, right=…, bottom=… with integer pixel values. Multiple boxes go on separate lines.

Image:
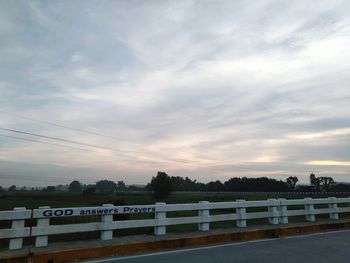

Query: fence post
left=268, top=199, right=279, bottom=225
left=154, top=202, right=166, bottom=236
left=101, top=204, right=114, bottom=240
left=198, top=201, right=210, bottom=231
left=9, top=207, right=26, bottom=250
left=278, top=198, right=288, bottom=224
left=328, top=197, right=339, bottom=220
left=236, top=200, right=247, bottom=228
left=304, top=198, right=315, bottom=222
left=35, top=206, right=50, bottom=247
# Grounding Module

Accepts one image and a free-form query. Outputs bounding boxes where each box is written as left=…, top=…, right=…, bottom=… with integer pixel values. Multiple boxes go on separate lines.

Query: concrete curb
left=3, top=220, right=350, bottom=263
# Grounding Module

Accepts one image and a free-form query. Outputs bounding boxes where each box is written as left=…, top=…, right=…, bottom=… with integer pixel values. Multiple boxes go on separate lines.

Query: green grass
left=0, top=191, right=272, bottom=211
left=1, top=190, right=346, bottom=211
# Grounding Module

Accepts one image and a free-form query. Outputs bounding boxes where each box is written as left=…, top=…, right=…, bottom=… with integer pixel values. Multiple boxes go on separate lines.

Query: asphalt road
left=85, top=230, right=350, bottom=263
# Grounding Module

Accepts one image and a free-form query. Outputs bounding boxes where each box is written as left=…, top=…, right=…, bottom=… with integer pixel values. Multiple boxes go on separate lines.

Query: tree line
left=0, top=180, right=128, bottom=195
left=147, top=172, right=350, bottom=198
left=147, top=174, right=292, bottom=193
left=2, top=172, right=350, bottom=198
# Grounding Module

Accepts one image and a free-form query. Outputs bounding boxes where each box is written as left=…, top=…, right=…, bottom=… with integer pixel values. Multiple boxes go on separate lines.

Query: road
left=84, top=230, right=350, bottom=263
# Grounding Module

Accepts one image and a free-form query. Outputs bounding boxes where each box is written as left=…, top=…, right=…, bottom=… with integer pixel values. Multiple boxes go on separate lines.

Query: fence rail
left=1, top=197, right=350, bottom=250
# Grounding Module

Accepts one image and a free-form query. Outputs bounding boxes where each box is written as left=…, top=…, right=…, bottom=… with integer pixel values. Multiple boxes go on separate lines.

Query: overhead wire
left=0, top=127, right=284, bottom=173
left=0, top=110, right=205, bottom=163
left=0, top=133, right=297, bottom=184
left=0, top=127, right=201, bottom=165
left=0, top=109, right=197, bottom=160
left=0, top=127, right=110, bottom=150
left=0, top=112, right=306, bottom=186
left=0, top=133, right=165, bottom=162
left=0, top=111, right=288, bottom=173
left=1, top=111, right=275, bottom=169
left=0, top=110, right=120, bottom=140
left=0, top=134, right=97, bottom=152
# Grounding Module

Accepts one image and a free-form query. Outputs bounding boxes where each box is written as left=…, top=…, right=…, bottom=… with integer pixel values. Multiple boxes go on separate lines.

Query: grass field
left=0, top=191, right=273, bottom=211
left=1, top=190, right=345, bottom=211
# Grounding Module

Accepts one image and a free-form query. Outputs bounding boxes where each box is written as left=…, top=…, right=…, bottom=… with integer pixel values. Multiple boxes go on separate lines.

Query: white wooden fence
left=1, top=197, right=350, bottom=250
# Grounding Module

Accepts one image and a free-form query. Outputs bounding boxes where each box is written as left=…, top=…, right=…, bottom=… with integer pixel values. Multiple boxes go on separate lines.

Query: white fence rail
left=1, top=197, right=350, bottom=250
left=0, top=207, right=32, bottom=250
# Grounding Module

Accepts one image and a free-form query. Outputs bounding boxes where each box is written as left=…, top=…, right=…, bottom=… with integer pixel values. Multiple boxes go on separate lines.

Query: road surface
left=84, top=230, right=350, bottom=263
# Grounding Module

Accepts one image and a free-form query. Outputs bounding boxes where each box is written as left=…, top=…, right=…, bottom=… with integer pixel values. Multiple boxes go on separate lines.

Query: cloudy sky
left=1, top=0, right=350, bottom=187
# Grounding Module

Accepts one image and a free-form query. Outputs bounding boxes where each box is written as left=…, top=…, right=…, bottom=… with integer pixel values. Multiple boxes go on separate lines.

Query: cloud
left=1, top=0, right=350, bottom=186
left=287, top=128, right=350, bottom=140
left=305, top=160, right=350, bottom=166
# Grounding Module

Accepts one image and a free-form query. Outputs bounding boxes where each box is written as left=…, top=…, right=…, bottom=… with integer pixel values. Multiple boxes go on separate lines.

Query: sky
left=1, top=0, right=350, bottom=187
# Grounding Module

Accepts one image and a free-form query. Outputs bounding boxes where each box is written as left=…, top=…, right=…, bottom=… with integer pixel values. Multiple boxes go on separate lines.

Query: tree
left=117, top=181, right=127, bottom=191
left=310, top=173, right=321, bottom=191
left=46, top=186, right=56, bottom=192
left=309, top=174, right=334, bottom=192
left=206, top=180, right=225, bottom=192
left=150, top=171, right=172, bottom=198
left=224, top=177, right=288, bottom=192
left=8, top=185, right=16, bottom=192
left=310, top=173, right=317, bottom=187
left=170, top=176, right=204, bottom=191
left=68, top=180, right=82, bottom=193
left=319, top=177, right=335, bottom=192
left=286, top=176, right=298, bottom=191
left=95, top=180, right=117, bottom=194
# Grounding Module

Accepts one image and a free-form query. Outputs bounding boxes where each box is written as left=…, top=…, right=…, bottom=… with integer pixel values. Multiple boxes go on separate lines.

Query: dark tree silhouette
left=310, top=173, right=317, bottom=188
left=286, top=176, right=298, bottom=191
left=319, top=177, right=335, bottom=192
left=206, top=180, right=225, bottom=192
left=117, top=181, right=127, bottom=191
left=170, top=176, right=205, bottom=191
left=46, top=186, right=56, bottom=192
left=150, top=171, right=172, bottom=198
left=309, top=174, right=335, bottom=192
left=96, top=180, right=117, bottom=194
left=68, top=180, right=82, bottom=193
left=8, top=185, right=16, bottom=192
left=224, top=177, right=288, bottom=192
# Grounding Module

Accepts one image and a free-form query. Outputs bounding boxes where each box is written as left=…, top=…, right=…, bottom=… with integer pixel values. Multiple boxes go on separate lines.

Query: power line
left=0, top=111, right=306, bottom=173
left=0, top=127, right=110, bottom=150
left=1, top=134, right=295, bottom=177
left=0, top=110, right=197, bottom=163
left=0, top=127, right=284, bottom=173
left=0, top=110, right=120, bottom=140
left=1, top=132, right=277, bottom=173
left=0, top=110, right=164, bottom=158
left=0, top=133, right=153, bottom=162
left=0, top=127, right=199, bottom=165
left=0, top=132, right=298, bottom=183
left=0, top=134, right=97, bottom=152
